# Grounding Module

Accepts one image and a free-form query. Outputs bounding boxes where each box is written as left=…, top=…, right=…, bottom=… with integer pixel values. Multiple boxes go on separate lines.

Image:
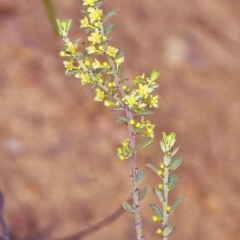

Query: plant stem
left=103, top=35, right=144, bottom=239
left=162, top=162, right=170, bottom=240
left=126, top=108, right=144, bottom=240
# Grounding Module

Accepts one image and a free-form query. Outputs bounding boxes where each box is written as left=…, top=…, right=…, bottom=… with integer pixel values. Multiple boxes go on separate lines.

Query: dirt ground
left=1, top=0, right=240, bottom=240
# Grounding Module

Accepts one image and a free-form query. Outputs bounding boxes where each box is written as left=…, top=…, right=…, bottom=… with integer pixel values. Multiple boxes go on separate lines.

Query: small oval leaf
left=104, top=24, right=114, bottom=34
left=123, top=202, right=133, bottom=213
left=145, top=163, right=158, bottom=175
left=137, top=137, right=153, bottom=150
left=66, top=69, right=81, bottom=77
left=115, top=49, right=126, bottom=59
left=163, top=225, right=175, bottom=237
left=153, top=188, right=164, bottom=202
left=171, top=196, right=186, bottom=213
left=160, top=141, right=166, bottom=153
left=135, top=109, right=154, bottom=115
left=103, top=10, right=117, bottom=21
left=171, top=147, right=179, bottom=156
left=116, top=116, right=128, bottom=123
left=117, top=65, right=124, bottom=74
left=83, top=27, right=95, bottom=34
left=150, top=203, right=163, bottom=219
left=170, top=156, right=183, bottom=171
left=168, top=174, right=178, bottom=191
left=136, top=170, right=146, bottom=183
left=163, top=155, right=171, bottom=167
left=139, top=186, right=149, bottom=201
left=112, top=106, right=124, bottom=111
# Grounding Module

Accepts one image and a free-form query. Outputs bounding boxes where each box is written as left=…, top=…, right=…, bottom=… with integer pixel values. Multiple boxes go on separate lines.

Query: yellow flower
left=157, top=170, right=164, bottom=177
left=152, top=215, right=161, bottom=222
left=123, top=95, right=138, bottom=107
left=88, top=30, right=102, bottom=44
left=84, top=60, right=91, bottom=67
left=121, top=139, right=130, bottom=148
left=86, top=45, right=102, bottom=54
left=106, top=46, right=118, bottom=57
left=65, top=41, right=78, bottom=55
left=104, top=100, right=113, bottom=107
left=83, top=0, right=98, bottom=6
left=167, top=205, right=172, bottom=213
left=134, top=74, right=145, bottom=84
left=137, top=83, right=152, bottom=98
left=88, top=7, right=103, bottom=23
left=92, top=59, right=103, bottom=69
left=80, top=16, right=90, bottom=28
left=148, top=95, right=159, bottom=108
left=115, top=56, right=124, bottom=66
left=94, top=88, right=105, bottom=101
left=95, top=73, right=104, bottom=83
left=103, top=62, right=109, bottom=68
left=63, top=60, right=74, bottom=72
left=129, top=119, right=136, bottom=126
left=77, top=72, right=92, bottom=85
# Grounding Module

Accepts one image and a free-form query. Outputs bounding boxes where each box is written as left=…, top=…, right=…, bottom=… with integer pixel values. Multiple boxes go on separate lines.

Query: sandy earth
left=1, top=0, right=240, bottom=240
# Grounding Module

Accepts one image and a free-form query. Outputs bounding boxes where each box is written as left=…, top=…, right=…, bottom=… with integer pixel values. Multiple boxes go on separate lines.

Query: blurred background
left=1, top=0, right=240, bottom=239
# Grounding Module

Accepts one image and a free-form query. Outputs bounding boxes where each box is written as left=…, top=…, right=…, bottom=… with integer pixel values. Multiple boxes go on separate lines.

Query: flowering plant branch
left=56, top=0, right=184, bottom=239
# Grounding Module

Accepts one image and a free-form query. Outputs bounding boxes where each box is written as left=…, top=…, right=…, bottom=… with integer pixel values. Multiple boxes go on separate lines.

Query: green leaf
left=115, top=50, right=126, bottom=58
left=112, top=106, right=124, bottom=111
left=170, top=156, right=183, bottom=171
left=104, top=10, right=117, bottom=21
left=84, top=27, right=95, bottom=34
left=95, top=1, right=103, bottom=8
left=163, top=225, right=175, bottom=237
left=150, top=203, right=163, bottom=219
left=171, top=147, right=179, bottom=156
left=135, top=109, right=154, bottom=115
left=135, top=127, right=143, bottom=135
left=153, top=188, right=164, bottom=202
left=100, top=68, right=110, bottom=74
left=117, top=65, right=124, bottom=74
left=145, top=163, right=158, bottom=175
left=66, top=69, right=81, bottom=77
left=122, top=202, right=133, bottom=213
left=150, top=69, right=160, bottom=81
left=120, top=78, right=129, bottom=83
left=115, top=116, right=128, bottom=124
left=123, top=85, right=134, bottom=93
left=103, top=37, right=113, bottom=44
left=168, top=174, right=178, bottom=191
left=137, top=137, right=153, bottom=150
left=136, top=170, right=146, bottom=183
left=163, top=155, right=171, bottom=167
left=83, top=51, right=89, bottom=61
left=139, top=186, right=149, bottom=200
left=171, top=196, right=186, bottom=213
left=160, top=140, right=166, bottom=153
left=104, top=24, right=115, bottom=34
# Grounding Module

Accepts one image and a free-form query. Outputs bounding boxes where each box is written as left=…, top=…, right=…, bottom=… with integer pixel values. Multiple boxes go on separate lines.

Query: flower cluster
left=122, top=71, right=159, bottom=114
left=130, top=117, right=155, bottom=138
left=57, top=0, right=160, bottom=162
left=147, top=133, right=184, bottom=238
left=116, top=139, right=132, bottom=161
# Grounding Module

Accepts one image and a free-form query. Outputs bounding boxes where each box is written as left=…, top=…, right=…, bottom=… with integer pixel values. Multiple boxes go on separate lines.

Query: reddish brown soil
left=1, top=0, right=240, bottom=240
